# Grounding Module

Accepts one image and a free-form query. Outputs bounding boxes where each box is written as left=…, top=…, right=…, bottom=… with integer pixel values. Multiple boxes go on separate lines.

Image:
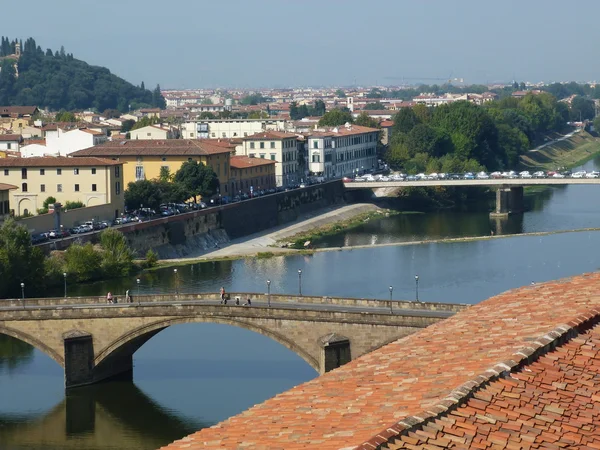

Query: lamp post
left=136, top=278, right=141, bottom=305
left=20, top=282, right=25, bottom=300
left=298, top=269, right=302, bottom=296
left=174, top=268, right=179, bottom=295
left=63, top=272, right=67, bottom=298
left=266, top=280, right=271, bottom=307
left=389, top=285, right=393, bottom=314
left=415, top=275, right=420, bottom=302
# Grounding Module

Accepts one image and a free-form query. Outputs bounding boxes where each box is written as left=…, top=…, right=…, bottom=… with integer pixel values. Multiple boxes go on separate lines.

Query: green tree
left=159, top=166, right=173, bottom=182
left=318, top=109, right=353, bottom=127
left=63, top=243, right=102, bottom=282
left=200, top=98, right=213, bottom=105
left=248, top=111, right=269, bottom=119
left=124, top=179, right=163, bottom=210
left=569, top=96, right=595, bottom=121
left=392, top=108, right=420, bottom=135
left=593, top=116, right=600, bottom=133
left=312, top=100, right=326, bottom=116
left=121, top=119, right=135, bottom=133
left=99, top=228, right=133, bottom=278
left=364, top=102, right=384, bottom=110
left=64, top=200, right=84, bottom=210
left=131, top=116, right=160, bottom=130
left=240, top=93, right=266, bottom=105
left=335, top=89, right=346, bottom=98
left=174, top=160, right=219, bottom=201
left=354, top=112, right=379, bottom=128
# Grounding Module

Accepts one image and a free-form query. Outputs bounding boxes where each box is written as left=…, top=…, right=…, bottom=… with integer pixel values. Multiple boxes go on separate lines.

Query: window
left=40, top=184, right=45, bottom=192
left=211, top=132, right=216, bottom=137
left=250, top=142, right=255, bottom=149
left=249, top=153, right=255, bottom=158
left=7, top=143, right=11, bottom=150
left=40, top=169, right=45, bottom=175
left=222, top=132, right=226, bottom=138
left=161, top=157, right=167, bottom=162
left=74, top=168, right=79, bottom=175
left=313, top=141, right=319, bottom=149
left=57, top=184, right=63, bottom=192
left=135, top=166, right=144, bottom=181
left=115, top=166, right=120, bottom=177
left=3, top=169, right=7, bottom=176
left=74, top=184, right=80, bottom=192
left=147, top=133, right=151, bottom=136
left=260, top=142, right=265, bottom=149
left=91, top=168, right=96, bottom=175
left=244, top=132, right=248, bottom=137
left=21, top=183, right=27, bottom=192
left=92, top=184, right=97, bottom=192
left=260, top=154, right=265, bottom=159
left=312, top=154, right=320, bottom=163
left=116, top=181, right=121, bottom=195
left=21, top=168, right=27, bottom=179
left=270, top=142, right=275, bottom=149
left=57, top=168, right=62, bottom=175
left=189, top=132, right=194, bottom=137
left=270, top=154, right=276, bottom=161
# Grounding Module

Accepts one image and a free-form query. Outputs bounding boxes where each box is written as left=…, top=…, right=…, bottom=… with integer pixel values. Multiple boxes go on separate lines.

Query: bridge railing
left=0, top=292, right=467, bottom=312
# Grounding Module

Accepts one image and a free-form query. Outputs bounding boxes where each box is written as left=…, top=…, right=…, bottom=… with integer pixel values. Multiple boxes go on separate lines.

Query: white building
left=20, top=141, right=54, bottom=158
left=237, top=131, right=301, bottom=187
left=45, top=128, right=107, bottom=156
left=308, top=124, right=378, bottom=179
left=182, top=119, right=287, bottom=140
left=129, top=125, right=173, bottom=140
left=0, top=134, right=23, bottom=152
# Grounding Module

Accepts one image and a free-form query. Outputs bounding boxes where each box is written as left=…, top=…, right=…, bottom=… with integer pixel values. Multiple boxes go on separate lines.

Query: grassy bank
left=518, top=131, right=600, bottom=171
left=276, top=209, right=403, bottom=249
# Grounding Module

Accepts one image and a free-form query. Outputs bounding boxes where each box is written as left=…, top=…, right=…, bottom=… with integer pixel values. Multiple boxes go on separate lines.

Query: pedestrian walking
left=106, top=292, right=113, bottom=304
left=125, top=289, right=131, bottom=303
left=220, top=287, right=226, bottom=303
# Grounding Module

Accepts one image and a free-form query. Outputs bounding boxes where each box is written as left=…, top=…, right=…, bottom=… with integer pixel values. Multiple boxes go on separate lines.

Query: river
left=2, top=157, right=600, bottom=449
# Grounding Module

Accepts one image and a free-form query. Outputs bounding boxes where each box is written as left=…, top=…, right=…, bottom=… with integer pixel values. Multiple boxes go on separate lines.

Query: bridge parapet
left=0, top=292, right=467, bottom=312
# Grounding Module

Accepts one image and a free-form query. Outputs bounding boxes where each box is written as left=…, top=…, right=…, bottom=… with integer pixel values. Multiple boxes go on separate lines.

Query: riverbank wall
left=39, top=181, right=346, bottom=258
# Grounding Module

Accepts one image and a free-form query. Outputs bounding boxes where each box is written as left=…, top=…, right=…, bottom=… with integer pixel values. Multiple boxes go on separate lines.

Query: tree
left=121, top=119, right=135, bottom=133
left=569, top=96, right=595, bottom=121
left=354, top=112, right=379, bottom=128
left=335, top=89, right=346, bottom=98
left=152, top=84, right=166, bottom=109
left=174, top=161, right=219, bottom=201
left=240, top=93, right=266, bottom=105
left=102, top=108, right=121, bottom=119
left=131, top=116, right=160, bottom=130
left=392, top=108, right=419, bottom=135
left=159, top=166, right=173, bottom=182
left=312, top=100, right=326, bottom=116
left=200, top=98, right=213, bottom=105
left=248, top=111, right=269, bottom=119
left=593, top=116, right=600, bottom=133
left=99, top=228, right=133, bottom=278
left=63, top=243, right=102, bottom=282
left=0, top=218, right=46, bottom=298
left=55, top=111, right=76, bottom=122
left=363, top=102, right=384, bottom=110
left=318, top=109, right=353, bottom=127
left=124, top=179, right=163, bottom=210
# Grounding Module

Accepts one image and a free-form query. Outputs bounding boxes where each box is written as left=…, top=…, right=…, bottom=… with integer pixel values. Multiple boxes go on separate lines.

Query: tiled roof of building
left=310, top=124, right=380, bottom=138
left=0, top=134, right=23, bottom=142
left=242, top=131, right=297, bottom=141
left=0, top=183, right=17, bottom=190
left=0, top=156, right=121, bottom=167
left=0, top=106, right=38, bottom=116
left=162, top=272, right=600, bottom=450
left=380, top=120, right=394, bottom=127
left=70, top=139, right=235, bottom=157
left=230, top=155, right=277, bottom=169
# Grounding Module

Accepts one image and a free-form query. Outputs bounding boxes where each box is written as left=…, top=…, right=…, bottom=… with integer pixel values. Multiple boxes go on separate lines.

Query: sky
left=3, top=0, right=600, bottom=89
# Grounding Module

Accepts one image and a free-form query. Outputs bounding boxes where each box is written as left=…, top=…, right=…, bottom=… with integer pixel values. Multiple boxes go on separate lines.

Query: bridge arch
left=94, top=316, right=321, bottom=373
left=0, top=325, right=64, bottom=366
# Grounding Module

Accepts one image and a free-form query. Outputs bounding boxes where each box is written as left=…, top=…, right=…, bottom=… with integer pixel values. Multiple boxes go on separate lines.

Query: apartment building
left=129, top=125, right=174, bottom=140
left=71, top=139, right=236, bottom=195
left=0, top=134, right=23, bottom=152
left=307, top=124, right=378, bottom=179
left=182, top=119, right=287, bottom=140
left=45, top=127, right=108, bottom=155
left=0, top=157, right=124, bottom=217
left=237, top=131, right=300, bottom=187
left=229, top=156, right=276, bottom=194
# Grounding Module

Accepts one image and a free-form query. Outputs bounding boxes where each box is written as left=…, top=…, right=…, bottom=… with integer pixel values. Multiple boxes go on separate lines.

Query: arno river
left=2, top=157, right=600, bottom=449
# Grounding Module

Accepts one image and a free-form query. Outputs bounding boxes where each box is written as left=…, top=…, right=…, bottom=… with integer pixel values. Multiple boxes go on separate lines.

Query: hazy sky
left=4, top=0, right=600, bottom=89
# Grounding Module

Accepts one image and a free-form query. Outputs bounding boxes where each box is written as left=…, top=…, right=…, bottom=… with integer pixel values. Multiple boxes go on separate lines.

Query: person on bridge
left=125, top=289, right=132, bottom=303
left=220, top=287, right=226, bottom=303
left=106, top=292, right=113, bottom=304
left=244, top=297, right=252, bottom=306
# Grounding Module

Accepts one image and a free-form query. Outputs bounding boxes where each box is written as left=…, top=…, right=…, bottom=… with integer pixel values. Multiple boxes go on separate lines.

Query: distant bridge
left=345, top=178, right=600, bottom=216
left=0, top=292, right=466, bottom=389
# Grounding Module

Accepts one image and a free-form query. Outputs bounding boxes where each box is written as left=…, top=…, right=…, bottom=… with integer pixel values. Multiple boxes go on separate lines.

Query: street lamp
left=298, top=269, right=302, bottom=296
left=267, top=279, right=271, bottom=307
left=136, top=278, right=141, bottom=305
left=415, top=275, right=420, bottom=302
left=20, top=282, right=25, bottom=300
left=174, top=268, right=179, bottom=295
left=63, top=272, right=67, bottom=298
left=389, top=285, right=393, bottom=314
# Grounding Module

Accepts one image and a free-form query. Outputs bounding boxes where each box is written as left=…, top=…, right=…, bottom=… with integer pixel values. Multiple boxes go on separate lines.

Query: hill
left=0, top=37, right=165, bottom=112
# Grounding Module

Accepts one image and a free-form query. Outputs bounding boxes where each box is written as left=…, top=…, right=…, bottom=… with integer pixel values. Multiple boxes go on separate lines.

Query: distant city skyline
left=3, top=0, right=600, bottom=89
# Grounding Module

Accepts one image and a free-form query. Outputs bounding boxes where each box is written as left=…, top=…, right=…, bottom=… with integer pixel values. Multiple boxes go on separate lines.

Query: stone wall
left=19, top=203, right=119, bottom=234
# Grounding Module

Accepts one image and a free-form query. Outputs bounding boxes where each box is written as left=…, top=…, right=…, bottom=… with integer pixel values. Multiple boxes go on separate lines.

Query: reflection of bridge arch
left=0, top=325, right=64, bottom=365
left=95, top=317, right=320, bottom=373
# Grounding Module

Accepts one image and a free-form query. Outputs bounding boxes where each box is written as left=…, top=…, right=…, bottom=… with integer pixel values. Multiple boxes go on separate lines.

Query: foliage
left=37, top=196, right=57, bottom=214
left=335, top=89, right=346, bottom=98
left=55, top=110, right=76, bottom=122
left=145, top=249, right=158, bottom=268
left=131, top=116, right=161, bottom=130
left=318, top=109, right=354, bottom=127
left=364, top=102, right=385, bottom=110
left=569, top=96, right=595, bottom=121
left=290, top=100, right=326, bottom=120
left=159, top=166, right=173, bottom=182
left=121, top=119, right=135, bottom=133
left=239, top=93, right=266, bottom=105
left=247, top=111, right=269, bottom=119
left=593, top=116, right=600, bottom=133
left=354, top=112, right=379, bottom=129
left=63, top=243, right=102, bottom=282
left=173, top=160, right=219, bottom=201
left=124, top=179, right=167, bottom=210
left=64, top=200, right=84, bottom=210
left=99, top=228, right=134, bottom=278
left=0, top=36, right=165, bottom=111
left=0, top=218, right=46, bottom=298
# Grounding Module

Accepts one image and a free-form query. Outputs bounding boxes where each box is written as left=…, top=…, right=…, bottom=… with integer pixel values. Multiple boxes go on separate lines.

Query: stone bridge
left=0, top=292, right=466, bottom=389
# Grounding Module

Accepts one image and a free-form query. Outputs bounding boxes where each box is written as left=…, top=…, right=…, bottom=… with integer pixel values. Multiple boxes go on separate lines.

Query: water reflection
left=0, top=334, right=34, bottom=373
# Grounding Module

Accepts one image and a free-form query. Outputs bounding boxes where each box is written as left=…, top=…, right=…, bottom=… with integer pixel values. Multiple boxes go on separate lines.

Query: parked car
left=585, top=171, right=599, bottom=178
left=476, top=172, right=489, bottom=179
left=31, top=233, right=49, bottom=244
left=533, top=171, right=546, bottom=178
left=463, top=172, right=475, bottom=180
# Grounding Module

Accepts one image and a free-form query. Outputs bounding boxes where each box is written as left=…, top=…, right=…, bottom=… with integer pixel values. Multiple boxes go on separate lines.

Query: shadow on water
left=0, top=380, right=204, bottom=450
left=0, top=334, right=34, bottom=372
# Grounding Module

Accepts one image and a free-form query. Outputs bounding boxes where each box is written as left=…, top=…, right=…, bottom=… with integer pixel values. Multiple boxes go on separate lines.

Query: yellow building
left=229, top=156, right=276, bottom=194
left=0, top=183, right=17, bottom=221
left=71, top=139, right=236, bottom=195
left=0, top=157, right=124, bottom=217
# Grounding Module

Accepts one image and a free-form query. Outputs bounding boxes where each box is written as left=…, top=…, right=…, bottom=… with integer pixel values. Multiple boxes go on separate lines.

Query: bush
left=64, top=243, right=102, bottom=282
left=99, top=228, right=133, bottom=277
left=145, top=249, right=158, bottom=268
left=64, top=201, right=84, bottom=210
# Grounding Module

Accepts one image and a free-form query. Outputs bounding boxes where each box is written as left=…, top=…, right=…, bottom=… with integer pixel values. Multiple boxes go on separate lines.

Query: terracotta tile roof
left=70, top=139, right=235, bottom=157
left=230, top=155, right=277, bottom=169
left=243, top=131, right=297, bottom=141
left=162, top=272, right=600, bottom=450
left=80, top=129, right=104, bottom=136
left=0, top=106, right=38, bottom=116
left=0, top=183, right=17, bottom=190
left=0, top=156, right=121, bottom=167
left=0, top=134, right=23, bottom=142
left=380, top=120, right=394, bottom=127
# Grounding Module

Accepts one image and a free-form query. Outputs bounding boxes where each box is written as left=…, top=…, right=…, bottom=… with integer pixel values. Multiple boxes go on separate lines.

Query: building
left=129, top=125, right=174, bottom=140
left=45, top=127, right=108, bottom=156
left=20, top=139, right=51, bottom=158
left=71, top=139, right=236, bottom=195
left=307, top=124, right=378, bottom=179
left=0, top=134, right=23, bottom=152
left=0, top=157, right=124, bottom=217
left=0, top=106, right=38, bottom=119
left=237, top=131, right=300, bottom=187
left=181, top=119, right=287, bottom=140
left=0, top=183, right=16, bottom=221
left=229, top=156, right=276, bottom=195
left=379, top=120, right=393, bottom=146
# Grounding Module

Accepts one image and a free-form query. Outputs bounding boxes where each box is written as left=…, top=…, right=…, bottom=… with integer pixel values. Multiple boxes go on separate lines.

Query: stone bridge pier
left=490, top=186, right=524, bottom=218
